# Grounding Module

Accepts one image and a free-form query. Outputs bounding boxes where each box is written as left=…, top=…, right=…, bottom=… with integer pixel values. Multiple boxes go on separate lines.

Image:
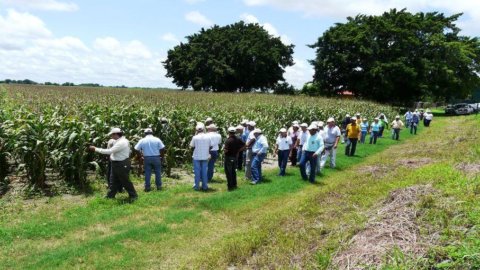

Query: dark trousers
left=107, top=159, right=137, bottom=199
left=224, top=156, right=237, bottom=190
left=290, top=148, right=298, bottom=166
left=237, top=150, right=244, bottom=170
left=345, top=138, right=358, bottom=156
left=370, top=131, right=379, bottom=144
left=299, top=151, right=317, bottom=183
left=379, top=126, right=385, bottom=137
left=277, top=149, right=289, bottom=176
left=392, top=128, right=400, bottom=140
left=424, top=119, right=431, bottom=127
left=410, top=123, right=417, bottom=134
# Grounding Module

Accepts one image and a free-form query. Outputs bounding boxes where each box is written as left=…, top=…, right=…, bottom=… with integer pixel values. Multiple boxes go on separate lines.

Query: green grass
left=1, top=115, right=479, bottom=269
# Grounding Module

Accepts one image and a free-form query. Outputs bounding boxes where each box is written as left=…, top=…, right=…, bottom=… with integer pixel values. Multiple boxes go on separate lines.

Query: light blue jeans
left=193, top=159, right=208, bottom=190
left=144, top=156, right=161, bottom=188
left=251, top=153, right=266, bottom=183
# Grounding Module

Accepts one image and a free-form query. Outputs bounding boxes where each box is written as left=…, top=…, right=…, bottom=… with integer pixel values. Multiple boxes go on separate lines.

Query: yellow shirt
left=346, top=124, right=361, bottom=139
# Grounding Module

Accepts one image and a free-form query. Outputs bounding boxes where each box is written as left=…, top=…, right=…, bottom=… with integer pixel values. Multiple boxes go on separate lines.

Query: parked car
left=469, top=103, right=479, bottom=113
left=445, top=104, right=455, bottom=115
left=453, top=103, right=473, bottom=115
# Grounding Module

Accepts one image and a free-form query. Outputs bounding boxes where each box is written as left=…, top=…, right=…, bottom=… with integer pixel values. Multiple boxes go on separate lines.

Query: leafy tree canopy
left=308, top=9, right=480, bottom=104
left=164, top=21, right=294, bottom=92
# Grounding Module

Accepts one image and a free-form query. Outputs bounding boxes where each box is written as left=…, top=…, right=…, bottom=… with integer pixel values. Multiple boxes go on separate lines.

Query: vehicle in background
left=445, top=103, right=475, bottom=115
left=469, top=103, right=479, bottom=113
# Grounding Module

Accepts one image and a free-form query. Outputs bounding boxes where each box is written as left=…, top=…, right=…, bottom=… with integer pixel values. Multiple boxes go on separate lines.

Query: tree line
left=163, top=9, right=480, bottom=104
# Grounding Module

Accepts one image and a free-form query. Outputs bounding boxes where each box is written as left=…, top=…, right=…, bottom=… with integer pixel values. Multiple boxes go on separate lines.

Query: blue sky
left=0, top=0, right=478, bottom=88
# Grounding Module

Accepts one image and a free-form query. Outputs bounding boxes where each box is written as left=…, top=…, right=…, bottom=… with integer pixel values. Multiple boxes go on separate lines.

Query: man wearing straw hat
left=89, top=128, right=138, bottom=202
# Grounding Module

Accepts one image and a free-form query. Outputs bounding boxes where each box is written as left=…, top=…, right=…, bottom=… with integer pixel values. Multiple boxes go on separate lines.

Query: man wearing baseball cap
left=274, top=128, right=292, bottom=176
left=89, top=128, right=138, bottom=202
left=320, top=118, right=341, bottom=170
left=190, top=123, right=213, bottom=191
left=134, top=128, right=166, bottom=192
left=299, top=124, right=324, bottom=183
left=244, top=121, right=257, bottom=180
left=206, top=124, right=222, bottom=182
left=251, top=128, right=268, bottom=184
left=224, top=127, right=246, bottom=190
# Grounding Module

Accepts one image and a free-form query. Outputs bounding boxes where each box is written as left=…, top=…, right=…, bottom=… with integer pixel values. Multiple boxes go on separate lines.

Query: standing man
left=295, top=123, right=309, bottom=164
left=345, top=118, right=360, bottom=156
left=404, top=110, right=412, bottom=129
left=251, top=129, right=268, bottom=185
left=237, top=120, right=248, bottom=170
left=424, top=110, right=433, bottom=127
left=89, top=128, right=138, bottom=202
left=288, top=124, right=300, bottom=166
left=378, top=114, right=388, bottom=137
left=244, top=121, right=256, bottom=180
left=134, top=128, right=165, bottom=192
left=369, top=118, right=381, bottom=144
left=410, top=111, right=419, bottom=134
left=391, top=116, right=404, bottom=140
left=341, top=114, right=351, bottom=144
left=205, top=117, right=213, bottom=127
left=320, top=118, right=341, bottom=169
left=359, top=118, right=369, bottom=144
left=274, top=128, right=292, bottom=176
left=190, top=124, right=212, bottom=191
left=206, top=124, right=222, bottom=182
left=299, top=124, right=324, bottom=183
left=224, top=127, right=246, bottom=191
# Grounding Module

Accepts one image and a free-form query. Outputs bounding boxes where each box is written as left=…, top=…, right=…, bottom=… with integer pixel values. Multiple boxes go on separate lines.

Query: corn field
left=0, top=84, right=399, bottom=192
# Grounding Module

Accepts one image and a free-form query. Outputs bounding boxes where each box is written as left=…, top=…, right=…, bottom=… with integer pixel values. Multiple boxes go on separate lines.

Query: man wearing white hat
left=295, top=123, right=309, bottom=164
left=251, top=128, right=268, bottom=184
left=369, top=117, right=381, bottom=144
left=320, top=118, right=341, bottom=169
left=299, top=124, right=324, bottom=183
left=134, top=128, right=166, bottom=192
left=274, top=128, right=292, bottom=176
left=244, top=121, right=256, bottom=180
left=206, top=124, right=222, bottom=181
left=390, top=116, right=404, bottom=140
left=190, top=123, right=213, bottom=191
left=89, top=128, right=138, bottom=202
left=224, top=127, right=246, bottom=190
left=205, top=117, right=213, bottom=127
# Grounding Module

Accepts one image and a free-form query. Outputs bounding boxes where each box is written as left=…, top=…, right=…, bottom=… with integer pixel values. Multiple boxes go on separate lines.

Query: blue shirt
left=371, top=122, right=381, bottom=132
left=134, top=135, right=165, bottom=157
left=242, top=128, right=250, bottom=142
left=303, top=133, right=324, bottom=155
left=360, top=122, right=369, bottom=132
left=252, top=135, right=268, bottom=154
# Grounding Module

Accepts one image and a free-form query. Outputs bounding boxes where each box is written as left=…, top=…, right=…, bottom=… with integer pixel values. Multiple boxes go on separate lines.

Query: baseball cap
left=205, top=117, right=213, bottom=122
left=248, top=121, right=256, bottom=127
left=228, top=127, right=236, bottom=133
left=300, top=123, right=308, bottom=128
left=144, top=128, right=153, bottom=133
left=327, top=117, right=335, bottom=123
left=307, top=124, right=318, bottom=130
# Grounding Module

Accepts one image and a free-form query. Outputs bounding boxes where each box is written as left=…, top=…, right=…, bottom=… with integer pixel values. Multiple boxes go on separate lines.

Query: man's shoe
left=250, top=181, right=257, bottom=185
left=128, top=196, right=138, bottom=203
left=144, top=187, right=152, bottom=192
left=156, top=186, right=162, bottom=191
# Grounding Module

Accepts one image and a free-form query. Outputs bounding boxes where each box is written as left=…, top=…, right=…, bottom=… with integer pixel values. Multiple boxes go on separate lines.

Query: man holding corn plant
left=89, top=128, right=138, bottom=202
left=134, top=128, right=165, bottom=192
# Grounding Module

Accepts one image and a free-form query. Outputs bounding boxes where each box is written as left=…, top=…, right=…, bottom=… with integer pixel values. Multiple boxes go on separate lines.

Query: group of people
left=88, top=110, right=432, bottom=202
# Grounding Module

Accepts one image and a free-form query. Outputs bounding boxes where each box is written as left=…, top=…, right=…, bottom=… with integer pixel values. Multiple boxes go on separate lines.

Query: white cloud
left=0, top=10, right=173, bottom=87
left=239, top=13, right=292, bottom=45
left=284, top=58, right=314, bottom=88
left=184, top=0, right=206, bottom=4
left=243, top=0, right=480, bottom=36
left=161, top=33, right=180, bottom=44
left=1, top=0, right=78, bottom=12
left=185, top=11, right=213, bottom=27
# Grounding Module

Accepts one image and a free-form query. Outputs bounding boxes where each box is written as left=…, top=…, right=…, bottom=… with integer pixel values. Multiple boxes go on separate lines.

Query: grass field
left=1, top=113, right=479, bottom=269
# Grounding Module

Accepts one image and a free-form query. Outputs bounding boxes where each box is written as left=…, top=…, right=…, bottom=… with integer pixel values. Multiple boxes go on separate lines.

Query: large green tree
left=308, top=9, right=480, bottom=104
left=163, top=21, right=294, bottom=92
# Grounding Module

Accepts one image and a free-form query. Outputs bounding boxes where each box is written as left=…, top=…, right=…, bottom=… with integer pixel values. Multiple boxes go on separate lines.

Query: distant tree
left=273, top=82, right=296, bottom=95
left=164, top=21, right=294, bottom=92
left=62, top=82, right=75, bottom=86
left=309, top=9, right=480, bottom=104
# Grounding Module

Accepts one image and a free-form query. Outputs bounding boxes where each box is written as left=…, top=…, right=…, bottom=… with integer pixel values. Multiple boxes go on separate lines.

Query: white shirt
left=425, top=113, right=433, bottom=120
left=246, top=131, right=256, bottom=148
left=276, top=136, right=292, bottom=151
left=299, top=130, right=308, bottom=145
left=207, top=132, right=222, bottom=151
left=190, top=133, right=212, bottom=160
left=95, top=137, right=131, bottom=161
left=318, top=129, right=327, bottom=141
left=325, top=125, right=341, bottom=144
left=252, top=135, right=269, bottom=154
